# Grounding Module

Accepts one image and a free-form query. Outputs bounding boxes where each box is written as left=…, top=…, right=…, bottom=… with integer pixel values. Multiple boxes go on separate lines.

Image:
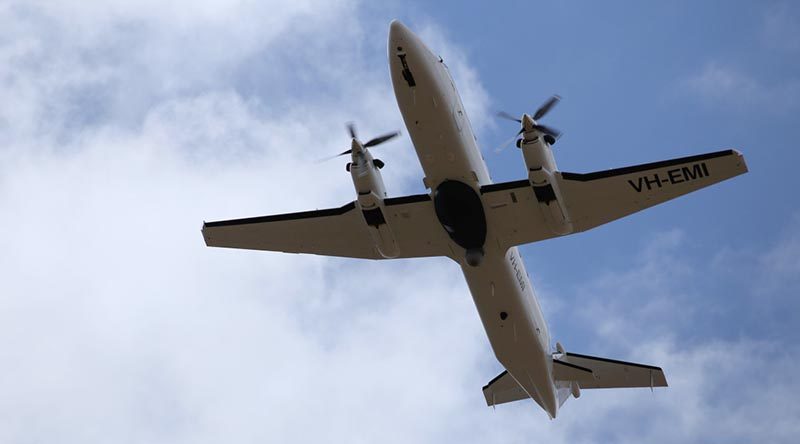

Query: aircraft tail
left=483, top=345, right=667, bottom=410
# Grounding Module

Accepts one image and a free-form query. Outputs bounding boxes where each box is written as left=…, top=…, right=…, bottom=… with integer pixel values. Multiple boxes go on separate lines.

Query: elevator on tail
left=202, top=20, right=748, bottom=419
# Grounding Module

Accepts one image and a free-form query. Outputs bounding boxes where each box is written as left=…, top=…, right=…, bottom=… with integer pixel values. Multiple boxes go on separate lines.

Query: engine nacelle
left=350, top=151, right=387, bottom=198
left=520, top=134, right=573, bottom=236
left=350, top=149, right=399, bottom=258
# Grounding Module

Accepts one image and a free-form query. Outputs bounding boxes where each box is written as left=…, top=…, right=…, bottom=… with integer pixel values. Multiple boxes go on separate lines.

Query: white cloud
left=681, top=3, right=799, bottom=112
left=683, top=62, right=800, bottom=111
left=2, top=1, right=798, bottom=442
left=760, top=213, right=800, bottom=277
left=762, top=2, right=800, bottom=52
left=0, top=2, right=500, bottom=443
left=534, top=227, right=800, bottom=443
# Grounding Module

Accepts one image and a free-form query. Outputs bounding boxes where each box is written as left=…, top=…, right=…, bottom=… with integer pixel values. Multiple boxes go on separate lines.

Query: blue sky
left=1, top=1, right=798, bottom=442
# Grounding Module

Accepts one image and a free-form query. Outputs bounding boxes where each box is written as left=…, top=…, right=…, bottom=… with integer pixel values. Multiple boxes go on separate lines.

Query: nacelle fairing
left=519, top=118, right=573, bottom=236
left=348, top=140, right=399, bottom=258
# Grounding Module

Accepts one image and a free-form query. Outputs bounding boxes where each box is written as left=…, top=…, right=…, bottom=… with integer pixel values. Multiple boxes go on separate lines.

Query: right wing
left=481, top=149, right=748, bottom=248
left=202, top=194, right=452, bottom=259
left=558, top=149, right=748, bottom=233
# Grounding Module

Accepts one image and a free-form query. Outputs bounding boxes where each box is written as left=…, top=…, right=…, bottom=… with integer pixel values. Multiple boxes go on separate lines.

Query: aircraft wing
left=557, top=149, right=747, bottom=232
left=202, top=194, right=451, bottom=259
left=481, top=149, right=747, bottom=248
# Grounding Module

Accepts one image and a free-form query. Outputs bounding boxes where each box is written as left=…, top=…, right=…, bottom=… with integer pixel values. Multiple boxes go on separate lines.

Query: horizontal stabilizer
left=556, top=352, right=668, bottom=389
left=482, top=370, right=530, bottom=407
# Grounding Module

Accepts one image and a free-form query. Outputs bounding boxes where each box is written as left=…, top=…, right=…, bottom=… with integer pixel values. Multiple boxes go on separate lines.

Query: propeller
left=317, top=123, right=400, bottom=162
left=533, top=95, right=560, bottom=121
left=495, top=95, right=562, bottom=151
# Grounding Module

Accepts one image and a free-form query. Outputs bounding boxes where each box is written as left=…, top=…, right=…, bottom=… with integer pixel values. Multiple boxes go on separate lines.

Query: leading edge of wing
left=565, top=352, right=663, bottom=371
left=203, top=193, right=433, bottom=229
left=560, top=149, right=738, bottom=182
left=203, top=201, right=357, bottom=228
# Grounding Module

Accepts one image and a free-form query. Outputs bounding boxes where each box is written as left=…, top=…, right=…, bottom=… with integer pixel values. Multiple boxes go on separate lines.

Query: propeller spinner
left=495, top=95, right=562, bottom=151
left=337, top=122, right=400, bottom=157
left=317, top=123, right=400, bottom=165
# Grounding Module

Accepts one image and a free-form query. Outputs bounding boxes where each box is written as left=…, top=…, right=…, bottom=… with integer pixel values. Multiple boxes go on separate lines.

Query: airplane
left=201, top=20, right=748, bottom=419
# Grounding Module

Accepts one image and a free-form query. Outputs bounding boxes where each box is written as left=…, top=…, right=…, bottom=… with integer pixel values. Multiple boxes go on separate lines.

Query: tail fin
left=482, top=349, right=668, bottom=410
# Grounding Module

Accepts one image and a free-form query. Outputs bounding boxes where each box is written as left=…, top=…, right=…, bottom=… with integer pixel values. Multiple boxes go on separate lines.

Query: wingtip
left=200, top=222, right=212, bottom=247
left=731, top=149, right=749, bottom=173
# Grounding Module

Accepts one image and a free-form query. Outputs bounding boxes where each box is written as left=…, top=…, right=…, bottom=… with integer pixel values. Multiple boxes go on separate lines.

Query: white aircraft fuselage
left=388, top=21, right=558, bottom=417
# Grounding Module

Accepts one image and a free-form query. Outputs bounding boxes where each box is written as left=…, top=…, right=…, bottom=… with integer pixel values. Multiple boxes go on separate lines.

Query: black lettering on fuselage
left=508, top=250, right=526, bottom=292
left=627, top=162, right=709, bottom=193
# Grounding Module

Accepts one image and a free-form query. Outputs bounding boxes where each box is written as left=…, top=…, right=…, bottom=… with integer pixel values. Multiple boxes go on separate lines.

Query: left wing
left=202, top=194, right=452, bottom=259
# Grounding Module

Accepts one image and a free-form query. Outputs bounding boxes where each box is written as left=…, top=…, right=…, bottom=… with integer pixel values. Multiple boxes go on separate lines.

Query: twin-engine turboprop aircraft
left=202, top=21, right=748, bottom=419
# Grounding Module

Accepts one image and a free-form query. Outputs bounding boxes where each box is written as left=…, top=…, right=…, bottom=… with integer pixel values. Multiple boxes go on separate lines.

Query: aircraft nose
left=389, top=19, right=412, bottom=43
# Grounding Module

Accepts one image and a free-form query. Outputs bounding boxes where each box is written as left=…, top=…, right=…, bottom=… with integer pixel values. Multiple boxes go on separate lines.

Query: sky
left=1, top=0, right=798, bottom=442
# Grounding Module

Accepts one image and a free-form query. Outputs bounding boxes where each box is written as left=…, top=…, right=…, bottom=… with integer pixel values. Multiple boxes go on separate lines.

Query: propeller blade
left=315, top=149, right=352, bottom=164
left=364, top=131, right=400, bottom=148
left=492, top=129, right=524, bottom=153
left=346, top=122, right=357, bottom=139
left=497, top=111, right=522, bottom=123
left=533, top=123, right=561, bottom=139
left=533, top=95, right=560, bottom=121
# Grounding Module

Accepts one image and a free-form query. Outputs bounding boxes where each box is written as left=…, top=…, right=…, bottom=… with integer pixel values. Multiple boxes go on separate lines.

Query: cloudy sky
left=1, top=0, right=798, bottom=442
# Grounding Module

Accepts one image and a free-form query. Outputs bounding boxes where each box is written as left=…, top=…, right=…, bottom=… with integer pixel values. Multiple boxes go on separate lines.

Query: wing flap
left=481, top=181, right=551, bottom=247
